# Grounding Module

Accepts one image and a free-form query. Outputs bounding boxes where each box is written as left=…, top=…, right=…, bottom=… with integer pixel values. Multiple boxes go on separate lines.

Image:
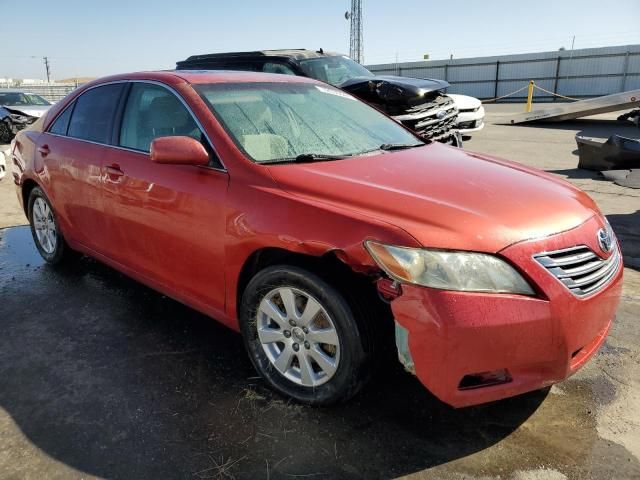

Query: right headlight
left=365, top=241, right=535, bottom=295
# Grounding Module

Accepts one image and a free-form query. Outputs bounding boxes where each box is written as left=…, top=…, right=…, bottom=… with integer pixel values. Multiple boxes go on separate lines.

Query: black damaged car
left=176, top=49, right=462, bottom=147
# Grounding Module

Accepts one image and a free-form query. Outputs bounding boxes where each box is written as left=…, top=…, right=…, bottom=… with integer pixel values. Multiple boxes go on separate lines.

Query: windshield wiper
left=379, top=143, right=424, bottom=151
left=295, top=153, right=348, bottom=162
left=263, top=153, right=348, bottom=164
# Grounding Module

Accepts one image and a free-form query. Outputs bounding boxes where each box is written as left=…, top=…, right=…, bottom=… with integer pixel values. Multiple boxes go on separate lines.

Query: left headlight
left=365, top=241, right=535, bottom=295
left=9, top=114, right=30, bottom=123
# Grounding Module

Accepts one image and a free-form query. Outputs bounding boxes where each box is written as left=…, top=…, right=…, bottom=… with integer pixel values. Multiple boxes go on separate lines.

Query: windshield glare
left=299, top=56, right=374, bottom=86
left=197, top=82, right=422, bottom=163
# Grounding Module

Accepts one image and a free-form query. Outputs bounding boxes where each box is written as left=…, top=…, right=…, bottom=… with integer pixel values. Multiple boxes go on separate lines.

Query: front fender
left=223, top=182, right=421, bottom=323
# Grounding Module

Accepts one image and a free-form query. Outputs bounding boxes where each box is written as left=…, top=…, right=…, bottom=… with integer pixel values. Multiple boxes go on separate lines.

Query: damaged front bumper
left=389, top=216, right=623, bottom=408
left=0, top=106, right=38, bottom=143
left=455, top=105, right=486, bottom=135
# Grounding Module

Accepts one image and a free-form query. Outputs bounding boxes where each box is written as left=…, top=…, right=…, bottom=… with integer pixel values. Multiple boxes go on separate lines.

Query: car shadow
left=0, top=226, right=547, bottom=479
left=606, top=211, right=640, bottom=271
left=531, top=118, right=639, bottom=136
left=545, top=167, right=607, bottom=180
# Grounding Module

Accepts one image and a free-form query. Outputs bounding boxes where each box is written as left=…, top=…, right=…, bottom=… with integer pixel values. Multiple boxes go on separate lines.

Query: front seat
left=147, top=95, right=200, bottom=141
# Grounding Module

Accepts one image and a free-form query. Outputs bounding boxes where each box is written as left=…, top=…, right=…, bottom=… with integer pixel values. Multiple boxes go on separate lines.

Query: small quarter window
left=49, top=105, right=73, bottom=136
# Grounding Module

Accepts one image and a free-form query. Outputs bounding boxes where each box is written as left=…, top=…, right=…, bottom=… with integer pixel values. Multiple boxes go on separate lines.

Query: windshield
left=196, top=82, right=423, bottom=163
left=0, top=92, right=51, bottom=106
left=298, top=56, right=374, bottom=86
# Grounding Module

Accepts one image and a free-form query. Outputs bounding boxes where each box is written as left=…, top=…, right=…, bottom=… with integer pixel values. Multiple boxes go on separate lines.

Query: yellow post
left=525, top=80, right=534, bottom=112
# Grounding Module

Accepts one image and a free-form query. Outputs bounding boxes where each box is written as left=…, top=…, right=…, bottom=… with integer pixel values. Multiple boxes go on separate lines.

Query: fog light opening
left=458, top=369, right=512, bottom=390
left=376, top=277, right=402, bottom=303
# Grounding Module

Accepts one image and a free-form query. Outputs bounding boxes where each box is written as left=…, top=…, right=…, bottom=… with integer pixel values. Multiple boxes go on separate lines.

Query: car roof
left=182, top=49, right=345, bottom=63
left=85, top=70, right=322, bottom=87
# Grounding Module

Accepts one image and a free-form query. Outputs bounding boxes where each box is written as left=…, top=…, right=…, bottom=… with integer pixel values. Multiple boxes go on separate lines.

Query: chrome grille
left=534, top=245, right=620, bottom=297
left=393, top=94, right=458, bottom=141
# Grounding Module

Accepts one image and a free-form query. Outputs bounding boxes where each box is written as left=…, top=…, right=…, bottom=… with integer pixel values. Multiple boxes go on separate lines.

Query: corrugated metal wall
left=366, top=45, right=640, bottom=101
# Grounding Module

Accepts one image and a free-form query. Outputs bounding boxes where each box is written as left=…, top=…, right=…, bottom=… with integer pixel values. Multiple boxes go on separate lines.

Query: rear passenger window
left=262, top=62, right=296, bottom=75
left=49, top=105, right=73, bottom=136
left=119, top=83, right=202, bottom=152
left=68, top=84, right=124, bottom=144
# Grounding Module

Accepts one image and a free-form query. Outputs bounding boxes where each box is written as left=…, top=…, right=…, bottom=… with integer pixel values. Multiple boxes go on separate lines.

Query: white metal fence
left=366, top=45, right=640, bottom=102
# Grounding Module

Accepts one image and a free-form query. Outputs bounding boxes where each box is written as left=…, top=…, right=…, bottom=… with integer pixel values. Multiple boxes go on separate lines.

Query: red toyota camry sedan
left=10, top=71, right=622, bottom=407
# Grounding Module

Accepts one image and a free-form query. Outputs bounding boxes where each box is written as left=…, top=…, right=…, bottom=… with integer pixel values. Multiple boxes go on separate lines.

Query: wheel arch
left=234, top=246, right=395, bottom=357
left=21, top=178, right=41, bottom=217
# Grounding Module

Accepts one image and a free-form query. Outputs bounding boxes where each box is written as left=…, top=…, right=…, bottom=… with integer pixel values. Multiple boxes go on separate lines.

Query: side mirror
left=150, top=136, right=209, bottom=166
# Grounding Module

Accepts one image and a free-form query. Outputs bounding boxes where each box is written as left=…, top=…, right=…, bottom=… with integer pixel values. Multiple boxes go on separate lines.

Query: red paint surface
left=12, top=71, right=622, bottom=407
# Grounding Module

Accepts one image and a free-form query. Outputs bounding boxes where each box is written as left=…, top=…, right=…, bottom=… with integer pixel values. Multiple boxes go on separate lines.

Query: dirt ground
left=0, top=104, right=639, bottom=480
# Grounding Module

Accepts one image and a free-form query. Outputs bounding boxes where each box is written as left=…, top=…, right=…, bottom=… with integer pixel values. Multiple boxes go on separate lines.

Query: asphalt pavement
left=0, top=104, right=639, bottom=479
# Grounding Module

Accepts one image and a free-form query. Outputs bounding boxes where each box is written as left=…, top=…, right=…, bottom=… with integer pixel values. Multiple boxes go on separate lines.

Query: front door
left=101, top=82, right=229, bottom=313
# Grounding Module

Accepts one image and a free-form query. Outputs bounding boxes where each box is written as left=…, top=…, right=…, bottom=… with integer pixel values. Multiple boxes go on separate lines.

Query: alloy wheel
left=32, top=197, right=57, bottom=254
left=256, top=287, right=341, bottom=387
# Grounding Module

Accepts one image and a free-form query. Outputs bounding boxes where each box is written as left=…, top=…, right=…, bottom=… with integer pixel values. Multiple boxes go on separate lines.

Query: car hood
left=447, top=94, right=481, bottom=110
left=342, top=75, right=449, bottom=92
left=267, top=143, right=598, bottom=253
left=340, top=75, right=449, bottom=106
left=1, top=105, right=49, bottom=118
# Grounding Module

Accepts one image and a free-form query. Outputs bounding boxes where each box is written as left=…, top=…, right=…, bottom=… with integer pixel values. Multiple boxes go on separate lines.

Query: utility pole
left=345, top=0, right=363, bottom=63
left=43, top=56, right=51, bottom=83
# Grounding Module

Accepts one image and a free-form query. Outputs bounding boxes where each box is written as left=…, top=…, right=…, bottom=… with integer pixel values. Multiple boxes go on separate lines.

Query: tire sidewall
left=240, top=265, right=368, bottom=405
left=28, top=186, right=66, bottom=264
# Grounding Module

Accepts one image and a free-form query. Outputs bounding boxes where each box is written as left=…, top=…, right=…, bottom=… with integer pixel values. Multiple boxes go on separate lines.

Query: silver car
left=0, top=89, right=51, bottom=117
left=0, top=89, right=52, bottom=143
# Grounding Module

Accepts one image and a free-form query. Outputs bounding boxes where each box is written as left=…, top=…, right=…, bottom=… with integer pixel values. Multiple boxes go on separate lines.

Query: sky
left=3, top=0, right=640, bottom=81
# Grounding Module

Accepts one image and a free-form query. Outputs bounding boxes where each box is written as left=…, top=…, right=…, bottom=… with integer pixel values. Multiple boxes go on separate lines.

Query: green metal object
left=395, top=322, right=415, bottom=374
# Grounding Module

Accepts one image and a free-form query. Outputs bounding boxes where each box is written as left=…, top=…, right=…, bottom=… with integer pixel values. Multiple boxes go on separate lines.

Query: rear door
left=42, top=83, right=125, bottom=252
left=101, top=81, right=229, bottom=312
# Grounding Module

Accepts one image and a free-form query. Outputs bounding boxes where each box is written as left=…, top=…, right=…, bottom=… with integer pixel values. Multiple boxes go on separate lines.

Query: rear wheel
left=28, top=186, right=75, bottom=264
left=239, top=265, right=370, bottom=405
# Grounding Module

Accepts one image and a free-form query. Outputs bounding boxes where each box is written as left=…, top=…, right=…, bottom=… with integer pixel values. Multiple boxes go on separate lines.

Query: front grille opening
left=458, top=369, right=512, bottom=390
left=533, top=245, right=619, bottom=297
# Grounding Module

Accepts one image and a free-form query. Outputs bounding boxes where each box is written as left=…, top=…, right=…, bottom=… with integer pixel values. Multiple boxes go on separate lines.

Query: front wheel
left=28, top=186, right=75, bottom=264
left=239, top=265, right=370, bottom=405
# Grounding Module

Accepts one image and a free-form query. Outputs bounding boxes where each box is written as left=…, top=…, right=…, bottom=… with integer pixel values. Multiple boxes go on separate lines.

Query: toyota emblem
left=597, top=227, right=613, bottom=253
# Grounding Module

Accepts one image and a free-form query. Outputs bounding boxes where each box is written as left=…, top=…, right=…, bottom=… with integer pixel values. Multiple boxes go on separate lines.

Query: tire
left=0, top=121, right=13, bottom=144
left=239, top=265, right=370, bottom=405
left=28, top=186, right=75, bottom=265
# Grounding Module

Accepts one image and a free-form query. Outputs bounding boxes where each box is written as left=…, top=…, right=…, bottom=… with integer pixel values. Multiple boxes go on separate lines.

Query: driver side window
left=119, top=83, right=202, bottom=152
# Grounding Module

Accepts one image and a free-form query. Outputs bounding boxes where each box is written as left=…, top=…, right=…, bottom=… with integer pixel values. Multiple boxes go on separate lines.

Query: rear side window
left=49, top=105, right=74, bottom=136
left=68, top=84, right=124, bottom=144
left=119, top=83, right=202, bottom=152
left=262, top=62, right=296, bottom=75
left=217, top=61, right=262, bottom=72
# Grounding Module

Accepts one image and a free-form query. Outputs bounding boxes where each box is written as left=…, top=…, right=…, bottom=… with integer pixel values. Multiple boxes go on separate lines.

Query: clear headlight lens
left=9, top=114, right=29, bottom=123
left=365, top=241, right=534, bottom=295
